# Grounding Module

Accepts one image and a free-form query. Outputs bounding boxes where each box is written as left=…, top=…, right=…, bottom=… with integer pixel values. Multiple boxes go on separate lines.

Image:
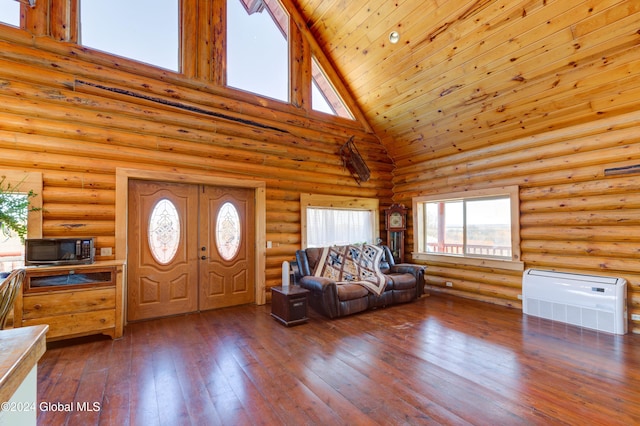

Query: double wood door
left=127, top=180, right=255, bottom=321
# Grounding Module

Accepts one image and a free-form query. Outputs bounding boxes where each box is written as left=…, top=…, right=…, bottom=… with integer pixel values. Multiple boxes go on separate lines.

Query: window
left=79, top=0, right=180, bottom=71
left=227, top=0, right=289, bottom=102
left=0, top=1, right=20, bottom=27
left=148, top=199, right=180, bottom=264
left=0, top=191, right=28, bottom=273
left=311, top=57, right=353, bottom=119
left=216, top=202, right=241, bottom=260
left=413, top=186, right=522, bottom=268
left=306, top=208, right=373, bottom=248
left=300, top=194, right=379, bottom=248
left=0, top=172, right=42, bottom=274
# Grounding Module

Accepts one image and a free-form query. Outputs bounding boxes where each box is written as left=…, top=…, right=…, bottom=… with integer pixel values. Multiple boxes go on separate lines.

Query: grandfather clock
left=385, top=204, right=407, bottom=264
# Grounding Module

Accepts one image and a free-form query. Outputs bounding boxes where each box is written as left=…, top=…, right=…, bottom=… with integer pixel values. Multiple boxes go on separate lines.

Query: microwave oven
left=25, top=238, right=95, bottom=266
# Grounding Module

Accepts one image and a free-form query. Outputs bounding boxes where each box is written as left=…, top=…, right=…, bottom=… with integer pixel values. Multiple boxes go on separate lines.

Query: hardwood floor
left=36, top=293, right=640, bottom=425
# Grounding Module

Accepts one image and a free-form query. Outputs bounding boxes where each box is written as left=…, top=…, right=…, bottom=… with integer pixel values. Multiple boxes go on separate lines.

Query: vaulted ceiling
left=292, top=0, right=640, bottom=169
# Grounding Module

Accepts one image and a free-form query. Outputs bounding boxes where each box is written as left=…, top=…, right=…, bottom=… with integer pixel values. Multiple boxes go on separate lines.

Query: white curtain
left=306, top=208, right=374, bottom=248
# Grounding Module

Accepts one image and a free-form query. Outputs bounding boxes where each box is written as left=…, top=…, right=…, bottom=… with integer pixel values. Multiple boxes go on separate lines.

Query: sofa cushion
left=304, top=247, right=324, bottom=271
left=388, top=273, right=416, bottom=290
left=336, top=283, right=369, bottom=301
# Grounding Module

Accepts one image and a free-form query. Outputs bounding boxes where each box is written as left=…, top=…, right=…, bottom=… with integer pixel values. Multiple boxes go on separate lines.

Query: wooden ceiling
left=292, top=0, right=640, bottom=168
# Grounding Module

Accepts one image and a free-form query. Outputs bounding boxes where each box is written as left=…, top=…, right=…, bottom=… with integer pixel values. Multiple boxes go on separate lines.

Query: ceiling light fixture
left=389, top=31, right=400, bottom=44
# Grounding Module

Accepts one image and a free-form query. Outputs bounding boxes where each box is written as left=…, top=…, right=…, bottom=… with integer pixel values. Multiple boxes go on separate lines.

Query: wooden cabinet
left=270, top=285, right=309, bottom=326
left=0, top=325, right=48, bottom=426
left=14, top=262, right=124, bottom=341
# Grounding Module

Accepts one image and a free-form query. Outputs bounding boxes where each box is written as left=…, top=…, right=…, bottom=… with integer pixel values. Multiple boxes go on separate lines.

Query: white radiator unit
left=522, top=269, right=627, bottom=335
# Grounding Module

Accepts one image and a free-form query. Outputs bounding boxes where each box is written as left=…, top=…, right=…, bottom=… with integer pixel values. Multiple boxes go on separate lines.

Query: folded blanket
left=314, top=244, right=387, bottom=295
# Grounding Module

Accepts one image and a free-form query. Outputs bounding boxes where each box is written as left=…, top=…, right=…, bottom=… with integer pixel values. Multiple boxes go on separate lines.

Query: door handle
left=201, top=256, right=208, bottom=260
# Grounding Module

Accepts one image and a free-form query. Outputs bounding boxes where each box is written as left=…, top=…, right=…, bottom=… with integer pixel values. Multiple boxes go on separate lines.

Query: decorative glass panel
left=148, top=199, right=180, bottom=264
left=216, top=202, right=241, bottom=260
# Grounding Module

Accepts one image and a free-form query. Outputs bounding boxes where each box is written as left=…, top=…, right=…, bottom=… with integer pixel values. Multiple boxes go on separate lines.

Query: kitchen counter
left=0, top=325, right=48, bottom=425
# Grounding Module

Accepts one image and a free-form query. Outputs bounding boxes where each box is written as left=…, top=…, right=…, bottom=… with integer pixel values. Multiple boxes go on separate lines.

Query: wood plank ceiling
left=292, top=0, right=640, bottom=167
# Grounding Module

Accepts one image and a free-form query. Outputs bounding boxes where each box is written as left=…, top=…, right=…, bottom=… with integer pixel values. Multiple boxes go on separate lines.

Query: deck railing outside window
left=425, top=243, right=512, bottom=258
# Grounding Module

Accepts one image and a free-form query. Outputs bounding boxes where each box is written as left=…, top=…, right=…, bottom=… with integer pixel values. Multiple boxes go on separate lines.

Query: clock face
left=389, top=212, right=403, bottom=228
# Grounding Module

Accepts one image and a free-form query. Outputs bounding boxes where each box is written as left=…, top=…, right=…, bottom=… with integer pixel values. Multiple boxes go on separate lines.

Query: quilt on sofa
left=313, top=244, right=388, bottom=295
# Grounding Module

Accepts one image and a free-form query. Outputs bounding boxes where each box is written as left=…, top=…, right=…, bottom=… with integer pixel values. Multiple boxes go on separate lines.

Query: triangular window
left=227, top=0, right=289, bottom=102
left=312, top=57, right=353, bottom=119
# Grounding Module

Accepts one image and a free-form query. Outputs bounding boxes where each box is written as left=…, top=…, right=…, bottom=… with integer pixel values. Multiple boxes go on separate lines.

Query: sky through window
left=0, top=1, right=20, bottom=27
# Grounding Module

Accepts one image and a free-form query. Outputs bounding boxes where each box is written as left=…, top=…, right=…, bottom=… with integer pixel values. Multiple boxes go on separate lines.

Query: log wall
left=394, top=111, right=640, bottom=334
left=4, top=1, right=640, bottom=335
left=0, top=20, right=393, bottom=302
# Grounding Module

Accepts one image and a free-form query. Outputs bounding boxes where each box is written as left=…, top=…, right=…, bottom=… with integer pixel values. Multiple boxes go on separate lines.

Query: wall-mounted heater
left=522, top=269, right=627, bottom=335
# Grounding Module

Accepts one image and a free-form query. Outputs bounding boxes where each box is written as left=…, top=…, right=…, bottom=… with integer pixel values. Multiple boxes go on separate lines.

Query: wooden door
left=198, top=186, right=255, bottom=310
left=127, top=180, right=199, bottom=321
left=127, top=181, right=255, bottom=321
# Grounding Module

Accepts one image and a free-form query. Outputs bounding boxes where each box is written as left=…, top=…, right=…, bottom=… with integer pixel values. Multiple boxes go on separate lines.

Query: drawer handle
left=33, top=304, right=42, bottom=310
left=292, top=302, right=304, bottom=307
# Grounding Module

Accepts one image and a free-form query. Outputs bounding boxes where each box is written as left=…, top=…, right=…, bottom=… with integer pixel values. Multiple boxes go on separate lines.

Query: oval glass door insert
left=216, top=202, right=241, bottom=260
left=148, top=198, right=180, bottom=264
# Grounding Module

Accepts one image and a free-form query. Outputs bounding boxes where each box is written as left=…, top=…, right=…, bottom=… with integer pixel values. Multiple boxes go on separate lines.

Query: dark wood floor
left=36, top=293, right=640, bottom=425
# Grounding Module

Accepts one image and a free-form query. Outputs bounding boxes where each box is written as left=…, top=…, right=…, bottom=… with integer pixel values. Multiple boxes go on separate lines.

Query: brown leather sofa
left=294, top=245, right=425, bottom=319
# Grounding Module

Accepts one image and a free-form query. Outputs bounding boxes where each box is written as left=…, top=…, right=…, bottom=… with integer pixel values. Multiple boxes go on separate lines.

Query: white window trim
left=300, top=193, right=379, bottom=249
left=412, top=186, right=523, bottom=271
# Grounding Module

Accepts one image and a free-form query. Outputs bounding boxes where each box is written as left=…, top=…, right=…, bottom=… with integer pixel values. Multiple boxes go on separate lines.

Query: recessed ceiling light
left=389, top=31, right=400, bottom=44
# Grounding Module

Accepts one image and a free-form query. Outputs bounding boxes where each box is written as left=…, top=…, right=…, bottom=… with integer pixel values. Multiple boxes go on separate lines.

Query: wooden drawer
left=21, top=310, right=116, bottom=339
left=22, top=288, right=116, bottom=319
left=17, top=262, right=125, bottom=341
left=25, top=267, right=115, bottom=293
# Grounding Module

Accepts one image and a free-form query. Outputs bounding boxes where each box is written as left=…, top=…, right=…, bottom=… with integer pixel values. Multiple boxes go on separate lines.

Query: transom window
left=413, top=186, right=521, bottom=266
left=79, top=0, right=180, bottom=71
left=0, top=1, right=20, bottom=27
